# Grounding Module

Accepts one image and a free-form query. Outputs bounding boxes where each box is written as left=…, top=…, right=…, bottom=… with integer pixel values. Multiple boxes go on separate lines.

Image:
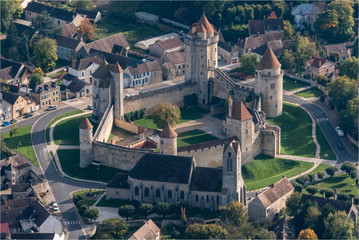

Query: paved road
left=284, top=94, right=357, bottom=163
left=31, top=107, right=106, bottom=239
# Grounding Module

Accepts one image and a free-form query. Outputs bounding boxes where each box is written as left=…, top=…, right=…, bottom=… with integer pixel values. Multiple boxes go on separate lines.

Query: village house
left=24, top=1, right=83, bottom=27
left=305, top=57, right=336, bottom=80
left=325, top=43, right=351, bottom=63
left=158, top=51, right=185, bottom=80
left=248, top=177, right=294, bottom=223
left=63, top=75, right=92, bottom=99
left=248, top=18, right=284, bottom=36
left=237, top=31, right=284, bottom=55
left=291, top=3, right=324, bottom=32
left=0, top=56, right=35, bottom=85
left=56, top=35, right=85, bottom=61
left=129, top=220, right=161, bottom=240
left=0, top=92, right=13, bottom=121
left=0, top=155, right=31, bottom=189
left=60, top=22, right=78, bottom=38
left=29, top=82, right=60, bottom=109
left=216, top=30, right=240, bottom=64
left=149, top=37, right=184, bottom=57
left=13, top=19, right=33, bottom=34
left=74, top=9, right=101, bottom=23
left=1, top=92, right=35, bottom=119
left=124, top=61, right=162, bottom=88
left=68, top=56, right=103, bottom=84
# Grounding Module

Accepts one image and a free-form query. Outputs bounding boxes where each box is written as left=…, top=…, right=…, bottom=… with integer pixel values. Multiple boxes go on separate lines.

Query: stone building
left=124, top=61, right=162, bottom=88
left=0, top=155, right=31, bottom=189
left=305, top=57, right=336, bottom=80
left=56, top=35, right=85, bottom=61
left=1, top=92, right=36, bottom=119
left=29, top=82, right=60, bottom=109
left=248, top=177, right=294, bottom=223
left=158, top=51, right=185, bottom=80
left=159, top=124, right=177, bottom=156
left=79, top=117, right=94, bottom=168
left=149, top=37, right=184, bottom=57
left=129, top=219, right=160, bottom=240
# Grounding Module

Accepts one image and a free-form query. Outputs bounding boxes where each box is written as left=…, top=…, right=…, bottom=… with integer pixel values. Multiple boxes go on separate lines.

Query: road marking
left=66, top=221, right=80, bottom=225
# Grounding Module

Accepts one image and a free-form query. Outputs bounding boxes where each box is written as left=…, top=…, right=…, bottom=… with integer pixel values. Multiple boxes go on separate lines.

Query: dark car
left=338, top=143, right=344, bottom=150
left=24, top=113, right=33, bottom=118
left=10, top=119, right=17, bottom=124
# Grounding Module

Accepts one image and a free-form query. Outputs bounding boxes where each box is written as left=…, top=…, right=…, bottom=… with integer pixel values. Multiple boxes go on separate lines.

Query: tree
left=306, top=186, right=318, bottom=195
left=152, top=103, right=181, bottom=128
left=350, top=170, right=357, bottom=183
left=340, top=161, right=356, bottom=176
left=118, top=205, right=135, bottom=220
left=324, top=211, right=354, bottom=239
left=10, top=123, right=17, bottom=137
left=78, top=18, right=94, bottom=42
left=338, top=193, right=350, bottom=201
left=339, top=57, right=359, bottom=80
left=321, top=203, right=336, bottom=218
left=73, top=0, right=94, bottom=10
left=292, top=182, right=304, bottom=193
left=219, top=201, right=248, bottom=227
left=304, top=206, right=321, bottom=231
left=280, top=49, right=295, bottom=71
left=34, top=68, right=44, bottom=77
left=319, top=188, right=335, bottom=198
left=96, top=218, right=128, bottom=239
left=138, top=203, right=153, bottom=218
left=83, top=208, right=99, bottom=222
left=1, top=0, right=22, bottom=33
left=185, top=224, right=228, bottom=239
left=286, top=192, right=301, bottom=216
left=29, top=73, right=44, bottom=90
left=20, top=35, right=30, bottom=62
left=308, top=174, right=315, bottom=183
left=5, top=22, right=20, bottom=48
left=314, top=0, right=354, bottom=43
left=239, top=53, right=258, bottom=75
left=283, top=20, right=295, bottom=39
left=154, top=202, right=171, bottom=218
left=298, top=228, right=318, bottom=239
left=325, top=166, right=338, bottom=177
left=316, top=75, right=329, bottom=86
left=292, top=33, right=319, bottom=73
left=32, top=12, right=62, bottom=39
left=317, top=171, right=325, bottom=179
left=33, top=38, right=58, bottom=72
left=329, top=52, right=340, bottom=63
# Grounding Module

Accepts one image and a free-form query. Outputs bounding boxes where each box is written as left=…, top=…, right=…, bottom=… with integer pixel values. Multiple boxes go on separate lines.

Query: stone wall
left=114, top=119, right=146, bottom=134
left=123, top=81, right=196, bottom=115
left=106, top=187, right=130, bottom=200
left=94, top=105, right=113, bottom=143
left=261, top=127, right=278, bottom=158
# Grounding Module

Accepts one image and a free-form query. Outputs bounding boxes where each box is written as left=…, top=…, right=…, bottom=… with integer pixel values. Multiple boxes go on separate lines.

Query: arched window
left=206, top=195, right=209, bottom=203
left=155, top=189, right=160, bottom=198
left=180, top=190, right=184, bottom=200
left=168, top=190, right=172, bottom=199
left=196, top=194, right=199, bottom=202
left=144, top=187, right=149, bottom=197
left=134, top=186, right=139, bottom=196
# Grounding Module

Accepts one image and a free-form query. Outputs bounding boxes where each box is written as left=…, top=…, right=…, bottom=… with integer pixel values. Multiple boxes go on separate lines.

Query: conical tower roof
left=197, top=24, right=207, bottom=33
left=231, top=102, right=253, bottom=121
left=159, top=123, right=177, bottom=138
left=79, top=117, right=93, bottom=129
left=113, top=62, right=123, bottom=73
left=257, top=47, right=281, bottom=70
left=198, top=14, right=215, bottom=34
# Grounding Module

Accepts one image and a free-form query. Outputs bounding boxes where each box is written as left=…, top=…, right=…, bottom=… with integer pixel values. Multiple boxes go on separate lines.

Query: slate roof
left=67, top=79, right=89, bottom=93
left=75, top=9, right=99, bottom=19
left=300, top=194, right=355, bottom=214
left=79, top=117, right=93, bottom=129
left=306, top=57, right=335, bottom=69
left=157, top=37, right=184, bottom=50
left=25, top=1, right=76, bottom=22
left=32, top=201, right=51, bottom=227
left=190, top=167, right=222, bottom=192
left=61, top=23, right=77, bottom=37
left=56, top=35, right=82, bottom=50
left=1, top=92, right=20, bottom=105
left=257, top=177, right=294, bottom=208
left=127, top=61, right=161, bottom=75
left=258, top=47, right=281, bottom=70
left=22, top=62, right=36, bottom=72
left=325, top=43, right=350, bottom=58
left=165, top=51, right=185, bottom=65
left=238, top=31, right=284, bottom=50
left=291, top=3, right=324, bottom=16
left=131, top=220, right=160, bottom=240
left=88, top=49, right=140, bottom=69
left=223, top=140, right=240, bottom=155
left=83, top=33, right=130, bottom=54
left=159, top=123, right=177, bottom=138
left=249, top=20, right=265, bottom=35
left=11, top=183, right=30, bottom=193
left=129, top=153, right=194, bottom=184
left=218, top=41, right=233, bottom=53
left=107, top=173, right=130, bottom=189
left=231, top=102, right=253, bottom=121
left=91, top=61, right=114, bottom=88
left=10, top=233, right=55, bottom=239
left=0, top=58, right=23, bottom=80
left=263, top=19, right=284, bottom=32
left=71, top=56, right=103, bottom=71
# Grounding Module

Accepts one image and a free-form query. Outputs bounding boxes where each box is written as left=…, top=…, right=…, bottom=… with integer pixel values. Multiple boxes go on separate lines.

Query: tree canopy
left=324, top=211, right=354, bottom=239
left=29, top=73, right=44, bottom=90
left=32, top=38, right=58, bottom=72
left=78, top=18, right=94, bottom=42
left=219, top=201, right=248, bottom=227
left=118, top=205, right=135, bottom=220
left=1, top=0, right=22, bottom=33
left=239, top=53, right=259, bottom=75
left=298, top=228, right=318, bottom=239
left=339, top=57, right=359, bottom=80
left=152, top=103, right=181, bottom=128
left=185, top=224, right=228, bottom=239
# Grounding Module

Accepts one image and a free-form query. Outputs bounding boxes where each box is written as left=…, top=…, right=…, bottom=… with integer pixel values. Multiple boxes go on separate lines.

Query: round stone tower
left=255, top=47, right=283, bottom=118
left=159, top=123, right=178, bottom=155
left=79, top=117, right=93, bottom=168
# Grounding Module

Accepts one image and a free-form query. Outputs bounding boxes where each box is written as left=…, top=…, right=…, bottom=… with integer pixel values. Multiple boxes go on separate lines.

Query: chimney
left=322, top=192, right=326, bottom=198
left=352, top=198, right=354, bottom=204
left=228, top=99, right=233, bottom=118
left=26, top=85, right=29, bottom=94
left=72, top=58, right=77, bottom=68
left=111, top=139, right=116, bottom=145
left=18, top=83, right=21, bottom=90
left=334, top=193, right=337, bottom=200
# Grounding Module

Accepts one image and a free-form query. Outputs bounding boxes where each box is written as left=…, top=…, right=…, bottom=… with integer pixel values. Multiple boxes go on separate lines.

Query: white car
left=335, top=126, right=344, bottom=137
left=87, top=105, right=93, bottom=110
left=53, top=202, right=58, bottom=211
left=47, top=105, right=58, bottom=111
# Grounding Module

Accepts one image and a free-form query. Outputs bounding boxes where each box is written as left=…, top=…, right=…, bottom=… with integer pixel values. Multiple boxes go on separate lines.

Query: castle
left=78, top=15, right=283, bottom=208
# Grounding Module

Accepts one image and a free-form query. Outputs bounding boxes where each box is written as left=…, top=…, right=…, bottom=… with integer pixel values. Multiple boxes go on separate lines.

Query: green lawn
left=303, top=164, right=330, bottom=178
left=302, top=174, right=358, bottom=198
left=3, top=125, right=38, bottom=166
left=73, top=189, right=105, bottom=206
left=316, top=124, right=336, bottom=160
left=283, top=76, right=310, bottom=91
left=96, top=194, right=136, bottom=208
left=242, top=155, right=314, bottom=191
left=46, top=110, right=84, bottom=145
left=93, top=17, right=169, bottom=46
left=295, top=87, right=324, bottom=98
left=267, top=102, right=316, bottom=157
left=177, top=129, right=218, bottom=147
left=53, top=113, right=96, bottom=145
left=57, top=149, right=126, bottom=183
left=133, top=106, right=209, bottom=130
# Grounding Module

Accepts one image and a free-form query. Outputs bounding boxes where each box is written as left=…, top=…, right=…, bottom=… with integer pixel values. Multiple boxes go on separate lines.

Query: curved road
left=284, top=94, right=357, bottom=163
left=31, top=107, right=106, bottom=239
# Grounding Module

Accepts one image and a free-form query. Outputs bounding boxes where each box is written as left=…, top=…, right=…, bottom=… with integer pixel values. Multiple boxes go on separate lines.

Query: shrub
left=79, top=204, right=89, bottom=215
left=124, top=108, right=146, bottom=122
left=154, top=202, right=171, bottom=218
left=306, top=186, right=318, bottom=195
left=296, top=176, right=309, bottom=185
left=184, top=94, right=198, bottom=107
left=73, top=194, right=85, bottom=204
left=319, top=188, right=335, bottom=198
left=138, top=203, right=153, bottom=218
left=292, top=182, right=304, bottom=193
left=118, top=205, right=135, bottom=220
left=325, top=166, right=338, bottom=177
left=337, top=193, right=349, bottom=201
left=317, top=171, right=325, bottom=179
left=308, top=174, right=316, bottom=183
left=75, top=199, right=86, bottom=208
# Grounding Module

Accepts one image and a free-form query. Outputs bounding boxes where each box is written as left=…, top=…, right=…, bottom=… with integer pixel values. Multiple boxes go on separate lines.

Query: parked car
left=336, top=127, right=344, bottom=137
left=24, top=113, right=33, bottom=118
left=10, top=119, right=17, bottom=124
left=1, top=121, right=11, bottom=127
left=47, top=105, right=58, bottom=111
left=87, top=105, right=93, bottom=110
left=53, top=202, right=58, bottom=211
left=338, top=143, right=344, bottom=150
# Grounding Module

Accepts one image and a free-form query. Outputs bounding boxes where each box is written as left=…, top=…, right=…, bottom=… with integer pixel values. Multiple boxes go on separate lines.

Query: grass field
left=242, top=155, right=314, bottom=191
left=295, top=87, right=324, bottom=98
left=177, top=129, right=218, bottom=147
left=46, top=110, right=84, bottom=145
left=73, top=189, right=105, bottom=206
left=57, top=149, right=126, bottom=182
left=93, top=17, right=169, bottom=46
left=302, top=174, right=358, bottom=198
left=267, top=103, right=316, bottom=157
left=303, top=164, right=330, bottom=178
left=283, top=76, right=310, bottom=91
left=133, top=106, right=209, bottom=130
left=53, top=113, right=95, bottom=145
left=3, top=125, right=38, bottom=166
left=316, top=124, right=336, bottom=160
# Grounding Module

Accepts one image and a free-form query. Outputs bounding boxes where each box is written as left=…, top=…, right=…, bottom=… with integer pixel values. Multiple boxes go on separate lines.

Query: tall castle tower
left=222, top=140, right=246, bottom=205
left=255, top=48, right=283, bottom=118
left=159, top=123, right=178, bottom=155
left=79, top=117, right=93, bottom=168
left=184, top=14, right=219, bottom=105
left=110, top=62, right=124, bottom=121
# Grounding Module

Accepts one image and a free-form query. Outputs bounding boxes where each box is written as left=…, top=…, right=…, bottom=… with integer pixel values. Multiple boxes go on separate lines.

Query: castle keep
left=80, top=15, right=283, bottom=208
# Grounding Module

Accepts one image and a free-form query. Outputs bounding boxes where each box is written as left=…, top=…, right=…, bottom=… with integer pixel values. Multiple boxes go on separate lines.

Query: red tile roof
left=231, top=102, right=253, bottom=121
left=159, top=123, right=177, bottom=138
left=79, top=117, right=93, bottom=129
left=157, top=37, right=184, bottom=51
left=258, top=47, right=281, bottom=70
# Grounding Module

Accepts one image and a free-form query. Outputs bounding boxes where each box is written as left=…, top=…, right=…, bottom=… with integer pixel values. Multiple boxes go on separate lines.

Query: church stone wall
left=178, top=145, right=225, bottom=168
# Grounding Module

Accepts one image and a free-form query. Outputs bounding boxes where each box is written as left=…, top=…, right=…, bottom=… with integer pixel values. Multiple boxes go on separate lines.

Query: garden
left=283, top=76, right=310, bottom=91
left=295, top=87, right=324, bottom=98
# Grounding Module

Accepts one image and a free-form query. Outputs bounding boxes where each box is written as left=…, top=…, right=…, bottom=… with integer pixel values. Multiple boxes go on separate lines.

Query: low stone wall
left=114, top=119, right=146, bottom=134
left=93, top=105, right=113, bottom=143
